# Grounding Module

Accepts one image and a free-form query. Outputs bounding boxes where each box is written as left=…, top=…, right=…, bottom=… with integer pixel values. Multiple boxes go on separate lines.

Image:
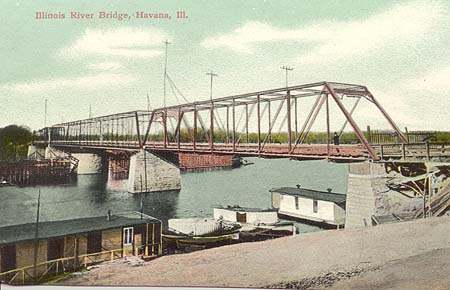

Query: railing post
left=401, top=143, right=406, bottom=159
left=380, top=145, right=384, bottom=159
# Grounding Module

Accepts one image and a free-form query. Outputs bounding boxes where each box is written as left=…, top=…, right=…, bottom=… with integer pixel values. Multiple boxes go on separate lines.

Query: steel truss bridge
left=38, top=81, right=450, bottom=162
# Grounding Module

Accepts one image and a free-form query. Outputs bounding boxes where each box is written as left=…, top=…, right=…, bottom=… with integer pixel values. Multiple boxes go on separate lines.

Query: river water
left=0, top=158, right=348, bottom=233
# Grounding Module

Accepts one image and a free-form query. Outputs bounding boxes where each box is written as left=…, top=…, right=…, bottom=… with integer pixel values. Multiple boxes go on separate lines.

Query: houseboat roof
left=214, top=205, right=277, bottom=213
left=270, top=187, right=346, bottom=204
left=0, top=212, right=160, bottom=245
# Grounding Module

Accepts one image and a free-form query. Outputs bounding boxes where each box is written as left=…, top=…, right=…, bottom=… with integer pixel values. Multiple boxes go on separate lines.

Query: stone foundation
left=127, top=150, right=181, bottom=193
left=345, top=162, right=424, bottom=229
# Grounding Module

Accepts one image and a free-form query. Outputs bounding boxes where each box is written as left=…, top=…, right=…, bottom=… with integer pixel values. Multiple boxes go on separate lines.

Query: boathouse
left=270, top=187, right=346, bottom=228
left=0, top=211, right=161, bottom=284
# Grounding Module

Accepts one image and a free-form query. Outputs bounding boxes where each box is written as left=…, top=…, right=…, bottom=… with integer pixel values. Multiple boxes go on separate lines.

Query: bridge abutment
left=345, top=161, right=426, bottom=229
left=127, top=149, right=181, bottom=193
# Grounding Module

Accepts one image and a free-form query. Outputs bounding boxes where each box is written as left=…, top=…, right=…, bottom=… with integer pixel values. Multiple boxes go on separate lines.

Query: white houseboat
left=270, top=186, right=346, bottom=228
left=213, top=206, right=279, bottom=225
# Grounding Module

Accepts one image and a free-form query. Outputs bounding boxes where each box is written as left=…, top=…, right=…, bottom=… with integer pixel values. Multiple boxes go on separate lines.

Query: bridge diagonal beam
left=338, top=97, right=361, bottom=137
left=142, top=112, right=155, bottom=146
left=365, top=89, right=408, bottom=144
left=324, top=82, right=379, bottom=161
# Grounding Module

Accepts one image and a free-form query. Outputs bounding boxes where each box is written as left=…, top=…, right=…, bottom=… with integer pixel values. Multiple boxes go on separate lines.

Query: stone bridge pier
left=127, top=149, right=181, bottom=193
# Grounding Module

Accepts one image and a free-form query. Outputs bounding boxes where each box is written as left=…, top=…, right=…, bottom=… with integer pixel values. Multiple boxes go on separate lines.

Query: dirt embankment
left=59, top=217, right=450, bottom=289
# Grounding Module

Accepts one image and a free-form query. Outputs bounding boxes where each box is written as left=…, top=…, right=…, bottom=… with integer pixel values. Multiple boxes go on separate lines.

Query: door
left=47, top=238, right=64, bottom=274
left=236, top=212, right=247, bottom=223
left=123, top=227, right=134, bottom=256
left=0, top=244, right=16, bottom=272
left=87, top=232, right=102, bottom=254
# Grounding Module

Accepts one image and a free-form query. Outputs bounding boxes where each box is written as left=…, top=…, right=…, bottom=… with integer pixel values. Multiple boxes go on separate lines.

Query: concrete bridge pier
left=127, top=149, right=181, bottom=193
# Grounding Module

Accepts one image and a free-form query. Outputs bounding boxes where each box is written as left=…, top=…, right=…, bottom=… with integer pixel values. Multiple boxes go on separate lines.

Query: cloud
left=61, top=27, right=168, bottom=58
left=201, top=1, right=443, bottom=63
left=88, top=62, right=124, bottom=71
left=0, top=72, right=136, bottom=94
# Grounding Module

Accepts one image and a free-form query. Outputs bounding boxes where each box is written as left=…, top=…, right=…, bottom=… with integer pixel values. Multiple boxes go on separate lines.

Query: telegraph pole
left=163, top=40, right=170, bottom=108
left=146, top=92, right=151, bottom=112
left=206, top=71, right=218, bottom=101
left=280, top=66, right=294, bottom=87
left=89, top=104, right=92, bottom=118
left=44, top=99, right=48, bottom=127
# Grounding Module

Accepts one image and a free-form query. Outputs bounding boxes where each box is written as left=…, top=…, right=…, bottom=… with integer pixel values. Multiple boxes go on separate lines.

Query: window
left=295, top=196, right=299, bottom=210
left=313, top=200, right=318, bottom=213
left=123, top=227, right=134, bottom=246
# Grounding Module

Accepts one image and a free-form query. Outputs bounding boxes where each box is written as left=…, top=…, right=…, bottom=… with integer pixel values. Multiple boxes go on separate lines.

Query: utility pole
left=33, top=189, right=41, bottom=283
left=146, top=92, right=152, bottom=112
left=206, top=71, right=218, bottom=101
left=163, top=40, right=170, bottom=108
left=280, top=66, right=294, bottom=87
left=89, top=104, right=92, bottom=118
left=44, top=99, right=48, bottom=127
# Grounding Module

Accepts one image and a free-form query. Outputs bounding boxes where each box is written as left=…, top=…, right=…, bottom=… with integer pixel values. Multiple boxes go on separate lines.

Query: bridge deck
left=38, top=141, right=450, bottom=162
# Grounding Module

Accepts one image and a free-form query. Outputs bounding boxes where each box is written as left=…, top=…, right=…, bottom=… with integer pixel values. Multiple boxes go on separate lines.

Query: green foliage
left=0, top=125, right=35, bottom=160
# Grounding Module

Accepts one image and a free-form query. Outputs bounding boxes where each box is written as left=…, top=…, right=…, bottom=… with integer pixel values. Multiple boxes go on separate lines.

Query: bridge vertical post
left=65, top=125, right=70, bottom=141
left=326, top=94, right=330, bottom=158
left=294, top=97, right=298, bottom=141
left=268, top=101, right=271, bottom=143
left=226, top=106, right=230, bottom=143
left=135, top=112, right=143, bottom=148
left=257, top=95, right=261, bottom=154
left=287, top=90, right=292, bottom=152
left=245, top=104, right=249, bottom=143
left=193, top=104, right=197, bottom=151
left=78, top=122, right=82, bottom=145
left=163, top=109, right=168, bottom=149
left=177, top=107, right=182, bottom=149
left=210, top=102, right=214, bottom=152
left=232, top=99, right=236, bottom=153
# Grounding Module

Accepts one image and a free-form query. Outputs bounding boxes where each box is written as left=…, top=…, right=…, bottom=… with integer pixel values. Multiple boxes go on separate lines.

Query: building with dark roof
left=0, top=211, right=161, bottom=285
left=270, top=187, right=346, bottom=228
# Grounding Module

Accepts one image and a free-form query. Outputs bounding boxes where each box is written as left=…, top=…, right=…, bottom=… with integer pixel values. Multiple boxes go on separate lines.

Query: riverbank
left=58, top=216, right=450, bottom=288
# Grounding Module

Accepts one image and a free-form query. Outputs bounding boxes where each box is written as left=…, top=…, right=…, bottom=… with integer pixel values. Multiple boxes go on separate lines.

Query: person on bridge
left=333, top=132, right=340, bottom=145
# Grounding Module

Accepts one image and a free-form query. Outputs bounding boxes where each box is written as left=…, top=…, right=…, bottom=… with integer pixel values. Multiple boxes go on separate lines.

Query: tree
left=0, top=125, right=34, bottom=160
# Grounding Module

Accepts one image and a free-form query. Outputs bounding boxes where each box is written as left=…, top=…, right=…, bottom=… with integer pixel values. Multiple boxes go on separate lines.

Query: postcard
left=1, top=1, right=449, bottom=289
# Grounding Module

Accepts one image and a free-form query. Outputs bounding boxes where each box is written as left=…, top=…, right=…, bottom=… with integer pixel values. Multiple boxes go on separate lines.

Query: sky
left=0, top=0, right=449, bottom=131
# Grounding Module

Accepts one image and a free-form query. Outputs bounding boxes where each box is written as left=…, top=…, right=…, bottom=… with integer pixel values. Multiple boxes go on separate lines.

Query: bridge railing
left=375, top=142, right=450, bottom=160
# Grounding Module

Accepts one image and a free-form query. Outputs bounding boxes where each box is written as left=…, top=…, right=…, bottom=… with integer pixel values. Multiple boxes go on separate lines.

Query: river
left=0, top=158, right=348, bottom=233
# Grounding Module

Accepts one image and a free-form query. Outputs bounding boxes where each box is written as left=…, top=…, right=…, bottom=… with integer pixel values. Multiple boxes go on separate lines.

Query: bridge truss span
left=40, top=81, right=410, bottom=162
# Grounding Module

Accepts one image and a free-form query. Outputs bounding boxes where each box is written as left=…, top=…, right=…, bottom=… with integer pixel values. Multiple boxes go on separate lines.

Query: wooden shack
left=0, top=211, right=161, bottom=284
